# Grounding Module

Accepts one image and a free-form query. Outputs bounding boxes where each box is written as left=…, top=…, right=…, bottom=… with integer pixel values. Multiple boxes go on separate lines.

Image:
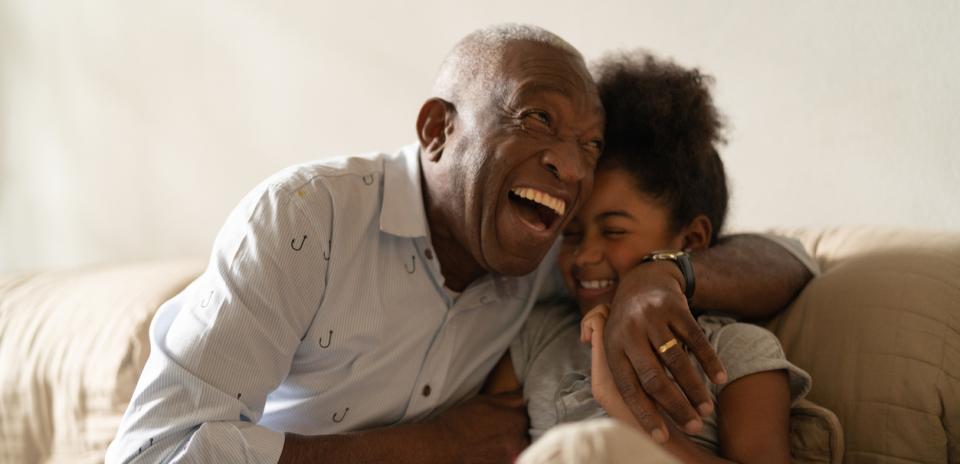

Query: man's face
left=446, top=42, right=605, bottom=276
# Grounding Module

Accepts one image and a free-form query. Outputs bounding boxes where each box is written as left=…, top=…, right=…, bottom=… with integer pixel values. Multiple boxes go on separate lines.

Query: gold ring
left=657, top=338, right=679, bottom=354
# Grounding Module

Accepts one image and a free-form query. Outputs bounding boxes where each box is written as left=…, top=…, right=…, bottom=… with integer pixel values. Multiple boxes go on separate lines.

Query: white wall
left=2, top=0, right=958, bottom=271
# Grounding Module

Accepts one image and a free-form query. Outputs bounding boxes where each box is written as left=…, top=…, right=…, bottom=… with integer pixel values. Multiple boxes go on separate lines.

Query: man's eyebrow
left=509, top=81, right=574, bottom=105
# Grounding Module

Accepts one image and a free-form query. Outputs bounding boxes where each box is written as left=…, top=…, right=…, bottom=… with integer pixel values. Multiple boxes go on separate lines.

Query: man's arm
left=108, top=176, right=530, bottom=464
left=689, top=234, right=815, bottom=318
left=602, top=234, right=814, bottom=442
left=106, top=182, right=334, bottom=463
left=280, top=391, right=529, bottom=464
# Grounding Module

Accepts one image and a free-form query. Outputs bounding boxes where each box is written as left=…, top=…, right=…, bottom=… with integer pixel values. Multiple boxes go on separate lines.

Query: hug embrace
left=107, top=24, right=824, bottom=464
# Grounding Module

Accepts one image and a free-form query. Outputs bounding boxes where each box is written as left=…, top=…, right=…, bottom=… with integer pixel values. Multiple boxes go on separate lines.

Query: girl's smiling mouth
left=574, top=276, right=618, bottom=306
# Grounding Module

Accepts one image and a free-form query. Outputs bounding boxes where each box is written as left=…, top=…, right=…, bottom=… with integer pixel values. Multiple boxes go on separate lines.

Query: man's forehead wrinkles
left=507, top=72, right=597, bottom=108
left=515, top=59, right=582, bottom=86
left=511, top=81, right=574, bottom=101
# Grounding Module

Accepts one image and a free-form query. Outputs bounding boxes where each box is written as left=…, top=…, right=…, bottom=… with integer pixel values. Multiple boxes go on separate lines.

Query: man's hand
left=430, top=390, right=530, bottom=463
left=604, top=261, right=728, bottom=443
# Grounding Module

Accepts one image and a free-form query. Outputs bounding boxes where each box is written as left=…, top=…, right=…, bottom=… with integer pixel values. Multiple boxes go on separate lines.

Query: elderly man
left=107, top=24, right=812, bottom=463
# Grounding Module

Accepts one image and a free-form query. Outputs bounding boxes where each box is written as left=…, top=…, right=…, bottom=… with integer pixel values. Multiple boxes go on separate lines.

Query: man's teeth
left=511, top=187, right=566, bottom=216
left=580, top=279, right=616, bottom=290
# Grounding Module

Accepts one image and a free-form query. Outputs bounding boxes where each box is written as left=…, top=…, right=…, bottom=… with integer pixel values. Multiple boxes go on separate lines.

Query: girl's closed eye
left=602, top=227, right=627, bottom=238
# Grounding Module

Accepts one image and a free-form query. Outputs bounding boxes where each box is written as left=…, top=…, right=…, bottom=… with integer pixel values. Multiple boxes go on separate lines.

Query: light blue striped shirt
left=107, top=144, right=561, bottom=463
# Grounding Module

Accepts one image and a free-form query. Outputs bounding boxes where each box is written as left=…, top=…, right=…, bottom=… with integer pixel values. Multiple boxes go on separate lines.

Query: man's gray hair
left=432, top=24, right=584, bottom=104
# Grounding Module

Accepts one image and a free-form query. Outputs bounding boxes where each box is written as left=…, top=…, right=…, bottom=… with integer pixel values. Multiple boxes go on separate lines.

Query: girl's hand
left=580, top=304, right=610, bottom=344
left=581, top=304, right=634, bottom=428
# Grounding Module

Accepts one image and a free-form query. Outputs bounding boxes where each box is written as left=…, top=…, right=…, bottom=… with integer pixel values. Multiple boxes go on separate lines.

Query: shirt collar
left=380, top=143, right=430, bottom=238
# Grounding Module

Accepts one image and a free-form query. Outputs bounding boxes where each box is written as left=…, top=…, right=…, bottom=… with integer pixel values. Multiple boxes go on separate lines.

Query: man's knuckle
left=616, top=379, right=641, bottom=399
left=605, top=331, right=624, bottom=349
left=664, top=398, right=693, bottom=419
left=638, top=368, right=667, bottom=394
left=661, top=347, right=687, bottom=367
left=688, top=330, right=710, bottom=348
left=633, top=407, right=659, bottom=428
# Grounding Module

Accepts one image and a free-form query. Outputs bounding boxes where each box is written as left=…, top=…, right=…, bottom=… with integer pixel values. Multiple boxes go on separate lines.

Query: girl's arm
left=582, top=306, right=791, bottom=464
left=716, top=370, right=791, bottom=464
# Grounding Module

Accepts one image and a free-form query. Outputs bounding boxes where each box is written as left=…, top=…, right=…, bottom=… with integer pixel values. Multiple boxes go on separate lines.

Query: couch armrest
left=790, top=398, right=845, bottom=464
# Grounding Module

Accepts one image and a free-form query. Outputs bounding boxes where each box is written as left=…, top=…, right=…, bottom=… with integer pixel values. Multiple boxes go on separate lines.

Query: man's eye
left=585, top=139, right=604, bottom=154
left=579, top=139, right=603, bottom=164
left=603, top=229, right=625, bottom=237
left=522, top=111, right=551, bottom=127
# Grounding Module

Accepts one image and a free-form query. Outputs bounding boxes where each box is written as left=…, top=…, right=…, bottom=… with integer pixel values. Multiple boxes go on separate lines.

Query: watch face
left=650, top=250, right=686, bottom=261
left=641, top=250, right=694, bottom=300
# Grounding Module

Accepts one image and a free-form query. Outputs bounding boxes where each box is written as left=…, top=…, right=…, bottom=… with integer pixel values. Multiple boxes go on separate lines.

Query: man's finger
left=674, top=315, right=727, bottom=385
left=607, top=346, right=668, bottom=442
left=623, top=337, right=700, bottom=434
left=648, top=327, right=711, bottom=429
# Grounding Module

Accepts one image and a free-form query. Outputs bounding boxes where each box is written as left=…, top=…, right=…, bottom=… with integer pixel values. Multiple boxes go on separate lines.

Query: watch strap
left=641, top=250, right=695, bottom=301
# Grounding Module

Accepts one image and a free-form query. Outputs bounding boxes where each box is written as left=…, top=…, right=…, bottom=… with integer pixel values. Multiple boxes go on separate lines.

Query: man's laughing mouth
left=508, top=187, right=567, bottom=232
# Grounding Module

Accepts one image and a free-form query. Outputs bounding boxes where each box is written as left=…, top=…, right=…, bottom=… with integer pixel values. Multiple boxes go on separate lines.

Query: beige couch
left=1, top=227, right=957, bottom=463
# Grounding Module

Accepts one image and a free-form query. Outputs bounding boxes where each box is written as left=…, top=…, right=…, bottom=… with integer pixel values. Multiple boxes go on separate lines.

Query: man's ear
left=416, top=98, right=455, bottom=163
left=681, top=215, right=713, bottom=252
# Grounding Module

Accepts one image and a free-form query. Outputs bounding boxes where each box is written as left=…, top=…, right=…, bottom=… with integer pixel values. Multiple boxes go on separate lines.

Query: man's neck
left=419, top=158, right=485, bottom=293
left=427, top=218, right=485, bottom=293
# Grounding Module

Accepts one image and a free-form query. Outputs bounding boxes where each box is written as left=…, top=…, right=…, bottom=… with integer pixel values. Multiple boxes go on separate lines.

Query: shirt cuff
left=163, top=422, right=286, bottom=463
left=756, top=233, right=821, bottom=277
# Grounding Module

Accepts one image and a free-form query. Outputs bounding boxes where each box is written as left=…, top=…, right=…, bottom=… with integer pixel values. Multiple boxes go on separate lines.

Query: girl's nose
left=574, top=239, right=604, bottom=267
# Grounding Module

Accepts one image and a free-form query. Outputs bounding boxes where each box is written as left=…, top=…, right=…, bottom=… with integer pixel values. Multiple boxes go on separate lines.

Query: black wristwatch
left=640, top=250, right=695, bottom=302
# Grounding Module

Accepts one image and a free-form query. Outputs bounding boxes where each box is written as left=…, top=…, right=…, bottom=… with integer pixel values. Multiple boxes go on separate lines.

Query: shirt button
left=425, top=249, right=434, bottom=260
left=422, top=384, right=432, bottom=397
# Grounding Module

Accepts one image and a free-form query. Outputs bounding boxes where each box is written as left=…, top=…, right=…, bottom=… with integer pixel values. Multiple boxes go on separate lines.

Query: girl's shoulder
left=696, top=315, right=812, bottom=402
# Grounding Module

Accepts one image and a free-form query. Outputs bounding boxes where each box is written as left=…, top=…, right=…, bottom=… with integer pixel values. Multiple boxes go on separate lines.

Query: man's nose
left=542, top=143, right=588, bottom=183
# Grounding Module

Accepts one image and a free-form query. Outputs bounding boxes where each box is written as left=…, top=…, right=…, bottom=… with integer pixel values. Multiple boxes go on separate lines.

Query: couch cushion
left=768, top=227, right=960, bottom=464
left=0, top=260, right=203, bottom=464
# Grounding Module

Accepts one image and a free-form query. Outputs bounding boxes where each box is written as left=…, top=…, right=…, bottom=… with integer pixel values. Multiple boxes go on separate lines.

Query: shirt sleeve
left=106, top=178, right=333, bottom=464
left=755, top=233, right=821, bottom=277
left=708, top=320, right=812, bottom=404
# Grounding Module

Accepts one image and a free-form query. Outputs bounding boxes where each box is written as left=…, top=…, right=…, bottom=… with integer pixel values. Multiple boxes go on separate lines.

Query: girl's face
left=559, top=166, right=684, bottom=313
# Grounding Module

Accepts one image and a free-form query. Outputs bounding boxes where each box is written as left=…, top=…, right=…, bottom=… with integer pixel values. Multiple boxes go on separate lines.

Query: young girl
left=484, top=51, right=813, bottom=463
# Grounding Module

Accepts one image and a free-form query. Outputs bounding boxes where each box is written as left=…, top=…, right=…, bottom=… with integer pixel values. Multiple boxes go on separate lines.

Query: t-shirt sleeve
left=710, top=320, right=812, bottom=404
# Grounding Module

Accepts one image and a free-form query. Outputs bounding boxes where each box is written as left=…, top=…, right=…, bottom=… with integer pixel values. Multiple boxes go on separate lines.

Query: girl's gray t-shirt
left=509, top=303, right=812, bottom=452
